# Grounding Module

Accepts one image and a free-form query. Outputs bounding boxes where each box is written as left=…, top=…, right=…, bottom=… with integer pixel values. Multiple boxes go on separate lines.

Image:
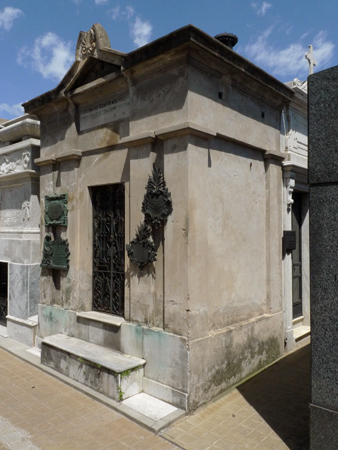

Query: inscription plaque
left=41, top=234, right=70, bottom=270
left=79, top=96, right=129, bottom=131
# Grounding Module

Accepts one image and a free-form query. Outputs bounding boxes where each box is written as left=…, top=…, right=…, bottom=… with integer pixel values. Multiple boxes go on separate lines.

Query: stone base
left=37, top=305, right=284, bottom=411
left=284, top=327, right=294, bottom=353
left=41, top=334, right=146, bottom=401
left=310, top=403, right=338, bottom=449
left=188, top=312, right=284, bottom=410
left=38, top=304, right=189, bottom=409
left=6, top=315, right=38, bottom=346
left=143, top=377, right=187, bottom=410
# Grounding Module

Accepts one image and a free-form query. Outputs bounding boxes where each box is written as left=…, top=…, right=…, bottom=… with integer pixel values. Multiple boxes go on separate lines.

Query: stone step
left=41, top=334, right=146, bottom=402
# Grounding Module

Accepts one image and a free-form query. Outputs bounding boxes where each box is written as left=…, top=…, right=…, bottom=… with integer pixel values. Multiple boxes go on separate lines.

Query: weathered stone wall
left=24, top=24, right=291, bottom=411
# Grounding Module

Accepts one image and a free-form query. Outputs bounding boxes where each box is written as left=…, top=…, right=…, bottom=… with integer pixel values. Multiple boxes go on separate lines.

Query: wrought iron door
left=0, top=262, right=8, bottom=324
left=92, top=184, right=125, bottom=316
left=292, top=192, right=302, bottom=319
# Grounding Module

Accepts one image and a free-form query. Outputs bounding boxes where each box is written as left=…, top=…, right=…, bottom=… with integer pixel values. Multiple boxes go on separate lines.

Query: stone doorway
left=292, top=192, right=303, bottom=319
left=91, top=184, right=125, bottom=316
left=0, top=262, right=8, bottom=325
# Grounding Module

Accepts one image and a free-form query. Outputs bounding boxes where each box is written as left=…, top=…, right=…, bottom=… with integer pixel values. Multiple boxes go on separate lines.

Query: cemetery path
left=161, top=340, right=310, bottom=450
left=0, top=336, right=310, bottom=450
left=0, top=346, right=179, bottom=450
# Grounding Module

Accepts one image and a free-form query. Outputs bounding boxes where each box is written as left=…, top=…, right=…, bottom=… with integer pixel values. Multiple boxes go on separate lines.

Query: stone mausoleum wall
left=24, top=24, right=293, bottom=410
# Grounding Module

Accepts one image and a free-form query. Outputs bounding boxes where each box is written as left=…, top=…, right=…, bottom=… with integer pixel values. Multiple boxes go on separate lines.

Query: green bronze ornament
left=41, top=233, right=70, bottom=270
left=142, top=165, right=172, bottom=228
left=126, top=222, right=157, bottom=268
left=45, top=194, right=68, bottom=226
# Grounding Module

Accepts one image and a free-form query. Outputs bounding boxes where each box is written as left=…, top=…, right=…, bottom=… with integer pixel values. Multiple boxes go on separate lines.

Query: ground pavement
left=0, top=338, right=310, bottom=449
left=0, top=347, right=179, bottom=450
left=162, top=341, right=310, bottom=450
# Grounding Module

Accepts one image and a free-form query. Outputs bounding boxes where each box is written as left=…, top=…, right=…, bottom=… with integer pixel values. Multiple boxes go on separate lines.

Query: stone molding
left=34, top=150, right=82, bottom=166
left=0, top=116, right=40, bottom=143
left=120, top=132, right=156, bottom=147
left=264, top=150, right=285, bottom=161
left=34, top=156, right=56, bottom=167
left=0, top=170, right=39, bottom=184
left=0, top=138, right=40, bottom=155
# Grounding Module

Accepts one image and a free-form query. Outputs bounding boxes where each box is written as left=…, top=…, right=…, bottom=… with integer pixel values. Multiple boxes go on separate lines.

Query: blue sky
left=0, top=0, right=336, bottom=120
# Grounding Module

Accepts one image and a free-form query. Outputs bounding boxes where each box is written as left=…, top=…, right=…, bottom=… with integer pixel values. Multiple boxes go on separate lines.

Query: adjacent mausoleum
left=0, top=114, right=40, bottom=345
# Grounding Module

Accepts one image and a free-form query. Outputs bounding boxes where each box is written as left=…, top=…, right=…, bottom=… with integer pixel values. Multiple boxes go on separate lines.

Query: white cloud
left=251, top=2, right=271, bottom=17
left=95, top=0, right=109, bottom=4
left=0, top=103, right=24, bottom=118
left=108, top=5, right=134, bottom=20
left=259, top=2, right=272, bottom=16
left=243, top=26, right=334, bottom=78
left=17, top=32, right=74, bottom=82
left=131, top=17, right=152, bottom=47
left=314, top=31, right=335, bottom=68
left=0, top=7, right=23, bottom=31
left=109, top=6, right=120, bottom=20
left=108, top=5, right=152, bottom=47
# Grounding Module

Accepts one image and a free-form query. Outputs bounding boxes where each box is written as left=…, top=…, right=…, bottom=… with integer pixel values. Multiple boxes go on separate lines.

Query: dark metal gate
left=0, top=262, right=8, bottom=324
left=292, top=192, right=302, bottom=319
left=92, top=184, right=125, bottom=316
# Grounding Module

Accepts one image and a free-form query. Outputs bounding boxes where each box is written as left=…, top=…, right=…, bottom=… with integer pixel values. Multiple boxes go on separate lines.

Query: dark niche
left=45, top=194, right=68, bottom=227
left=41, top=233, right=70, bottom=270
left=142, top=165, right=173, bottom=229
left=126, top=223, right=157, bottom=268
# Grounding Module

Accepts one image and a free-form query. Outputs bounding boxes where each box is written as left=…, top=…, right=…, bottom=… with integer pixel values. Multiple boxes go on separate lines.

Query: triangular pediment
left=23, top=24, right=126, bottom=112
left=65, top=56, right=122, bottom=93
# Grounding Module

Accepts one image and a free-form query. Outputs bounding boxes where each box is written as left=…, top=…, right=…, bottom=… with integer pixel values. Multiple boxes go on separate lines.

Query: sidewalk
left=161, top=340, right=310, bottom=450
left=0, top=345, right=179, bottom=450
left=0, top=335, right=310, bottom=449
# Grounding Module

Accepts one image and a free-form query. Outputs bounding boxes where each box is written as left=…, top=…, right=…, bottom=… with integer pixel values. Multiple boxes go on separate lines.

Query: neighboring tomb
left=24, top=24, right=295, bottom=410
left=282, top=78, right=310, bottom=352
left=0, top=114, right=40, bottom=345
left=309, top=66, right=338, bottom=449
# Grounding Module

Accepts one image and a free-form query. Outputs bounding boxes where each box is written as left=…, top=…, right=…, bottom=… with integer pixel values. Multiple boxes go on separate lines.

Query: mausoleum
left=23, top=23, right=309, bottom=411
left=0, top=114, right=40, bottom=345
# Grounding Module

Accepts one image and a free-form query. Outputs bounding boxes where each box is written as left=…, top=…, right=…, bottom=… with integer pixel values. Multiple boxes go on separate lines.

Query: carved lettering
left=79, top=96, right=129, bottom=131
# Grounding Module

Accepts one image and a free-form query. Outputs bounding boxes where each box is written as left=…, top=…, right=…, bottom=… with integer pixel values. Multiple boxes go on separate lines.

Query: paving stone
left=0, top=347, right=180, bottom=450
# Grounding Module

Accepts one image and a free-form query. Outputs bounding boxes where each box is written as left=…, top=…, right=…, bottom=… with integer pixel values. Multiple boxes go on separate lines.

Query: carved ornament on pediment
left=292, top=78, right=308, bottom=93
left=81, top=28, right=96, bottom=57
left=75, top=23, right=111, bottom=61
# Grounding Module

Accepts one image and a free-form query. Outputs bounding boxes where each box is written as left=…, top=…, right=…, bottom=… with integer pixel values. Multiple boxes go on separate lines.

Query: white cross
left=305, top=45, right=317, bottom=75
